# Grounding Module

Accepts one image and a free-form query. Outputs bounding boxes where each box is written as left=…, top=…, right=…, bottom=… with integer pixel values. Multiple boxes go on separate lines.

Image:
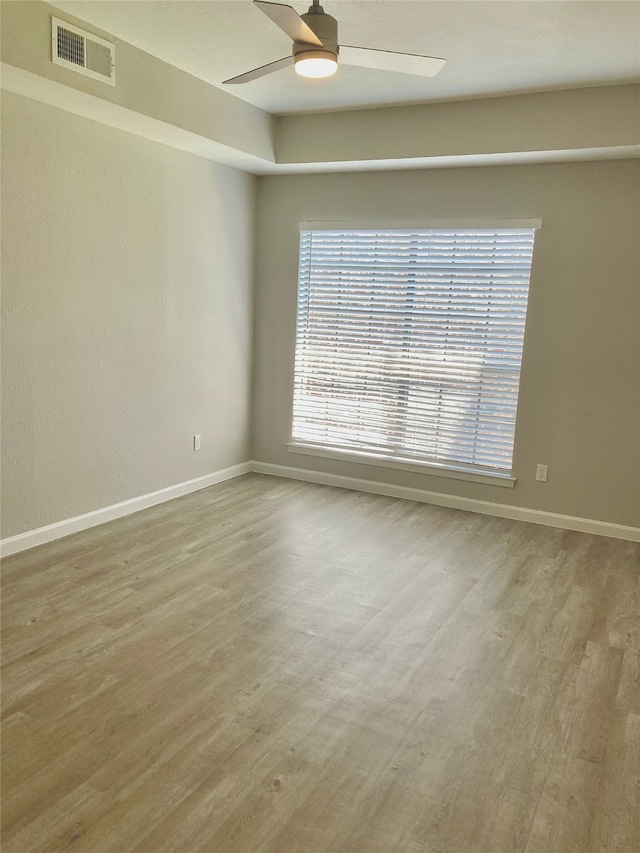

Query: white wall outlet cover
left=535, top=464, right=548, bottom=482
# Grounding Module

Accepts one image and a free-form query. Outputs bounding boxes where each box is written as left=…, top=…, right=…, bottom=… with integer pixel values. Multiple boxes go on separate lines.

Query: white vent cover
left=52, top=17, right=115, bottom=85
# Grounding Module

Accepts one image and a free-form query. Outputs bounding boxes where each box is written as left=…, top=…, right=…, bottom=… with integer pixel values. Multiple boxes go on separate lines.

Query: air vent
left=52, top=17, right=115, bottom=85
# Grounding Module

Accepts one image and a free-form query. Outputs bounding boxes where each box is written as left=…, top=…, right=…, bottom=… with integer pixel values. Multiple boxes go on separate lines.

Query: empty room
left=1, top=1, right=639, bottom=851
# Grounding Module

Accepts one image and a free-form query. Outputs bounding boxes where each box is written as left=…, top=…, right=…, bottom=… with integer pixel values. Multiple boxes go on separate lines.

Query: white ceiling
left=51, top=0, right=640, bottom=115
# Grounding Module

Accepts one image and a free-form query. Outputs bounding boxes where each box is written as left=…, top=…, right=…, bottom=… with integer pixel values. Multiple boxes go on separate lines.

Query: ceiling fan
left=223, top=0, right=446, bottom=84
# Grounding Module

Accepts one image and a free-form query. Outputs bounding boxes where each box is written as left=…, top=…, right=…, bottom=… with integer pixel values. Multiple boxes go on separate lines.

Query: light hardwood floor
left=2, top=474, right=638, bottom=853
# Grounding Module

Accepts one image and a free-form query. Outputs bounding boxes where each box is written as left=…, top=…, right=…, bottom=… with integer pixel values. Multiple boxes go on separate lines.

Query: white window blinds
left=292, top=227, right=536, bottom=474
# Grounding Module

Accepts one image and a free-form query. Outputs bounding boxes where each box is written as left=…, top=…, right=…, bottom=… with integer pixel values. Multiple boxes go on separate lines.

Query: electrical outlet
left=193, top=434, right=201, bottom=451
left=535, top=463, right=548, bottom=482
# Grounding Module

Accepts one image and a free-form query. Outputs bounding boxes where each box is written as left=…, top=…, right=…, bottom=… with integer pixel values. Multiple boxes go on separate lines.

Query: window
left=290, top=224, right=538, bottom=482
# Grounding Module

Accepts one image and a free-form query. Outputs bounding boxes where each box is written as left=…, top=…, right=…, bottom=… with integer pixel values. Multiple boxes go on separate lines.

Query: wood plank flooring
left=1, top=473, right=638, bottom=852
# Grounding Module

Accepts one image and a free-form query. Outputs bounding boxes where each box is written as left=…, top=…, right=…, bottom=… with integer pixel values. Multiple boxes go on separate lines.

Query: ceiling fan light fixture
left=294, top=50, right=338, bottom=78
left=221, top=0, right=446, bottom=86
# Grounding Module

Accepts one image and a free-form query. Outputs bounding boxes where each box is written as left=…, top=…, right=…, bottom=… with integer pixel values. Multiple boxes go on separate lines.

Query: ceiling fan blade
left=254, top=0, right=323, bottom=46
left=340, top=46, right=446, bottom=78
left=223, top=55, right=294, bottom=84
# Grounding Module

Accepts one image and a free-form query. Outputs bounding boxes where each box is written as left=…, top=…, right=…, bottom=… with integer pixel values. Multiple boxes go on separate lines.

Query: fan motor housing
left=295, top=9, right=338, bottom=57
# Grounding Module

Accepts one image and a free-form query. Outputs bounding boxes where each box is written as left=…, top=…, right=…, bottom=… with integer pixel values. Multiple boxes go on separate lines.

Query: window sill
left=287, top=442, right=516, bottom=488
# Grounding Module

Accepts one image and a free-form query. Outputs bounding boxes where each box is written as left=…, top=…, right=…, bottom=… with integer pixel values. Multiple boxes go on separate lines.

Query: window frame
left=289, top=219, right=540, bottom=487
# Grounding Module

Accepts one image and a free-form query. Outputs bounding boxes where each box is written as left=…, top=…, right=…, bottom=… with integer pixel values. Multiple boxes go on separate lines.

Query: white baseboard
left=3, top=458, right=638, bottom=557
left=0, top=462, right=252, bottom=557
left=252, top=461, right=640, bottom=542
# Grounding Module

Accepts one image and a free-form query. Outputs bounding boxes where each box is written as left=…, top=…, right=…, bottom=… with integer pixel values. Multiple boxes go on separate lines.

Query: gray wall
left=3, top=90, right=638, bottom=538
left=253, top=161, right=640, bottom=527
left=1, top=92, right=256, bottom=538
